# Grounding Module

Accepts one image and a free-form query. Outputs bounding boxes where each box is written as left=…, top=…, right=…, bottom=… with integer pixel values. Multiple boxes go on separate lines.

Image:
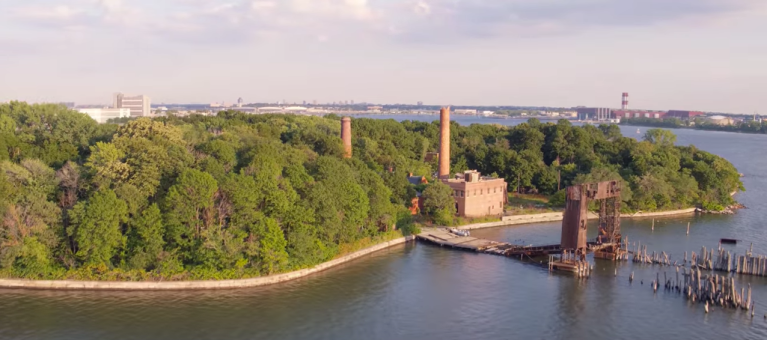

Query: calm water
left=2, top=115, right=767, bottom=340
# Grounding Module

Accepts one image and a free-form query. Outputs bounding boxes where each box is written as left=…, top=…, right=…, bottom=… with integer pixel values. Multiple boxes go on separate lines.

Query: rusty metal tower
left=560, top=181, right=622, bottom=260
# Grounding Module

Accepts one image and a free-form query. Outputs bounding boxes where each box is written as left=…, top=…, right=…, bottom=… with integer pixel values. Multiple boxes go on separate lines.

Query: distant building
left=284, top=106, right=308, bottom=112
left=113, top=93, right=151, bottom=117
left=706, top=115, right=734, bottom=126
left=667, top=110, right=704, bottom=119
left=576, top=107, right=612, bottom=120
left=444, top=171, right=507, bottom=218
left=78, top=108, right=131, bottom=123
left=229, top=107, right=258, bottom=114
left=237, top=97, right=244, bottom=107
left=454, top=109, right=477, bottom=115
left=417, top=101, right=423, bottom=106
left=57, top=102, right=76, bottom=109
left=613, top=110, right=666, bottom=119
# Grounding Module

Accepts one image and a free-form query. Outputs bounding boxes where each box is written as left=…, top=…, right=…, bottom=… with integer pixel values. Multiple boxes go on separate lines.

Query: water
left=2, top=115, right=767, bottom=340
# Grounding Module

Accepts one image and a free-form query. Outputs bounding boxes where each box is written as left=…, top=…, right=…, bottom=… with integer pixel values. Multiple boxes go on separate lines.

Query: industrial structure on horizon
left=576, top=92, right=704, bottom=121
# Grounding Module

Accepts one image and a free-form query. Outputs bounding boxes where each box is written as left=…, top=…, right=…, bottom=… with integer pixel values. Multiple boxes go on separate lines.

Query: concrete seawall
left=458, top=208, right=697, bottom=231
left=0, top=236, right=415, bottom=291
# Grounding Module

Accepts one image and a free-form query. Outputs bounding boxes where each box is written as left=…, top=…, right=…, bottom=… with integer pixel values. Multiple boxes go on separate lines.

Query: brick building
left=443, top=171, right=507, bottom=218
left=666, top=110, right=704, bottom=119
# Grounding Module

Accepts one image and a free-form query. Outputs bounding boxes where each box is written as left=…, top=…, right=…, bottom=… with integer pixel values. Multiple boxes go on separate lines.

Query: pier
left=416, top=227, right=617, bottom=275
left=417, top=181, right=625, bottom=276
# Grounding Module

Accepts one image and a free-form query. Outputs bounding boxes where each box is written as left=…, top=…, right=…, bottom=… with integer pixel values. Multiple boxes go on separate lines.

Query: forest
left=0, top=102, right=743, bottom=280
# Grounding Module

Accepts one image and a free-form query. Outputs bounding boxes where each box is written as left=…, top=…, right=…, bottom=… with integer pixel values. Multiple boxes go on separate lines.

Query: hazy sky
left=2, top=0, right=766, bottom=113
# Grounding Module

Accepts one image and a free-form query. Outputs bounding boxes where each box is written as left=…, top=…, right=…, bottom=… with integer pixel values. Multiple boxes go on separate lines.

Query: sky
left=1, top=0, right=767, bottom=113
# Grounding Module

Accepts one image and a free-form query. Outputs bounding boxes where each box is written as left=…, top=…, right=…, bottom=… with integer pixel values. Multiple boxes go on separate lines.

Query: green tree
left=257, top=217, right=289, bottom=274
left=644, top=129, right=677, bottom=147
left=69, top=189, right=128, bottom=266
left=422, top=182, right=456, bottom=225
left=163, top=169, right=218, bottom=253
left=127, top=204, right=165, bottom=270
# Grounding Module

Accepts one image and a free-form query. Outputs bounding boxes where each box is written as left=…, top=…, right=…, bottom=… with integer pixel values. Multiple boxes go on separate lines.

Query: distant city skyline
left=2, top=0, right=766, bottom=114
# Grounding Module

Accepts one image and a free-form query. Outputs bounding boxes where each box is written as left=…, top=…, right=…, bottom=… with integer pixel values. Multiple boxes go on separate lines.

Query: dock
left=416, top=228, right=617, bottom=275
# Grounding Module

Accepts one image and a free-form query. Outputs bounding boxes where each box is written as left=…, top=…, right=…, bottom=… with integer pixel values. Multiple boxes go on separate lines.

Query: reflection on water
left=2, top=116, right=767, bottom=340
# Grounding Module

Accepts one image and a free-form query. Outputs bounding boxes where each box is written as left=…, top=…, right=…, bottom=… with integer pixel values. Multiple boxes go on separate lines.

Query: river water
left=1, top=115, right=766, bottom=340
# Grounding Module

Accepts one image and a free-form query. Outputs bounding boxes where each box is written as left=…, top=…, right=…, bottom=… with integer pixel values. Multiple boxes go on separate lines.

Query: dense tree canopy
left=0, top=102, right=743, bottom=280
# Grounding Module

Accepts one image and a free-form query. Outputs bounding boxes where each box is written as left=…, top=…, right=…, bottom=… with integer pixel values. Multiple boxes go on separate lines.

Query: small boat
left=720, top=238, right=738, bottom=245
left=636, top=128, right=641, bottom=134
left=448, top=228, right=470, bottom=237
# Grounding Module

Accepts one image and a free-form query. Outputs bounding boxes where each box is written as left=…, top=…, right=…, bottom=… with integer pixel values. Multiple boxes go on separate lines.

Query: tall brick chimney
left=438, top=107, right=450, bottom=179
left=341, top=117, right=352, bottom=158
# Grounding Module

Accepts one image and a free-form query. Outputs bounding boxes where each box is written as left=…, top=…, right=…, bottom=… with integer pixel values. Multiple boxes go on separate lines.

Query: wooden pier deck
left=416, top=228, right=618, bottom=276
left=417, top=228, right=503, bottom=251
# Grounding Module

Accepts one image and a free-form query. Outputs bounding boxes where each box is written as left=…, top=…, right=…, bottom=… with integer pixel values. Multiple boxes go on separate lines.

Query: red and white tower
left=621, top=92, right=629, bottom=110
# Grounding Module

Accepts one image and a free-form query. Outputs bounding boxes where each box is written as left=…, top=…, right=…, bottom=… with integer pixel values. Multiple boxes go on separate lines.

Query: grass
left=506, top=193, right=559, bottom=214
left=334, top=230, right=406, bottom=259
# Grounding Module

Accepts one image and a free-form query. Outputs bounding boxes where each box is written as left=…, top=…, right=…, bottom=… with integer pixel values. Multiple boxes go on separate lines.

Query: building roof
left=408, top=176, right=425, bottom=186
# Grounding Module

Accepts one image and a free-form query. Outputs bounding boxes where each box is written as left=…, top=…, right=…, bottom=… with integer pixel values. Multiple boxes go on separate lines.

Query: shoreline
left=0, top=236, right=415, bottom=291
left=0, top=207, right=708, bottom=290
left=623, top=122, right=767, bottom=136
left=458, top=207, right=697, bottom=231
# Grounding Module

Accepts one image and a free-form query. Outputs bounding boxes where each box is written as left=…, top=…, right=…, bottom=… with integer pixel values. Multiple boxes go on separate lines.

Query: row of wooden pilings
left=629, top=266, right=756, bottom=315
left=682, top=266, right=755, bottom=315
left=689, top=244, right=767, bottom=277
left=629, top=237, right=675, bottom=266
left=627, top=239, right=767, bottom=277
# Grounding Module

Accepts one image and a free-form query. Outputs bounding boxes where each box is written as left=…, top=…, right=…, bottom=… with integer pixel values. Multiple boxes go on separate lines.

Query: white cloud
left=13, top=5, right=84, bottom=20
left=8, top=0, right=764, bottom=45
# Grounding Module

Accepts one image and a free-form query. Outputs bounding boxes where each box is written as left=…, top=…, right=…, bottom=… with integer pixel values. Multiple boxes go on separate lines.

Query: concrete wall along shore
left=458, top=208, right=697, bottom=231
left=0, top=236, right=415, bottom=291
left=0, top=208, right=697, bottom=290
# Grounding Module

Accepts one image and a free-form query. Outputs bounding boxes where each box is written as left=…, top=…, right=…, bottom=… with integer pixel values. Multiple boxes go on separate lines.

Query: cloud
left=4, top=0, right=764, bottom=46
left=385, top=0, right=764, bottom=42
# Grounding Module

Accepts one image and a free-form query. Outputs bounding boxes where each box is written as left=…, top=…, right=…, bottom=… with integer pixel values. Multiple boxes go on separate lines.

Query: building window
left=460, top=191, right=464, bottom=197
left=494, top=187, right=497, bottom=193
left=480, top=189, right=483, bottom=195
left=474, top=190, right=477, bottom=196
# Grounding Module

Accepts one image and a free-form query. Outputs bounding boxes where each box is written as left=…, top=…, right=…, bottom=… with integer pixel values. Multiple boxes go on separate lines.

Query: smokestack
left=438, top=107, right=451, bottom=179
left=622, top=92, right=629, bottom=110
left=341, top=117, right=352, bottom=159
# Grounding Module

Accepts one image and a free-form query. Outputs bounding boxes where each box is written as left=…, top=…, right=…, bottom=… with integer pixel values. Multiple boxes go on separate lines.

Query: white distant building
left=78, top=108, right=131, bottom=123
left=284, top=106, right=308, bottom=112
left=113, top=93, right=151, bottom=117
left=454, top=109, right=478, bottom=115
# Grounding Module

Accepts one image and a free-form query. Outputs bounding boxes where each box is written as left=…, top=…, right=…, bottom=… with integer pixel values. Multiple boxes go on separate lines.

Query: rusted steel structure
left=560, top=181, right=622, bottom=260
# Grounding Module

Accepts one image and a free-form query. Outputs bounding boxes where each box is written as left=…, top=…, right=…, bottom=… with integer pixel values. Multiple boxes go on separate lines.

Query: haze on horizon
left=1, top=0, right=766, bottom=114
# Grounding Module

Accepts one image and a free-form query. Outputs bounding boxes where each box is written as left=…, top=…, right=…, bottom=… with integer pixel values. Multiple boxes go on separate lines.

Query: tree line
left=622, top=116, right=767, bottom=134
left=0, top=102, right=743, bottom=280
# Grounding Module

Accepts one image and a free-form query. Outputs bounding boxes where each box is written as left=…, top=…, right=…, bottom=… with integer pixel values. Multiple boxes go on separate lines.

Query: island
left=0, top=102, right=743, bottom=282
